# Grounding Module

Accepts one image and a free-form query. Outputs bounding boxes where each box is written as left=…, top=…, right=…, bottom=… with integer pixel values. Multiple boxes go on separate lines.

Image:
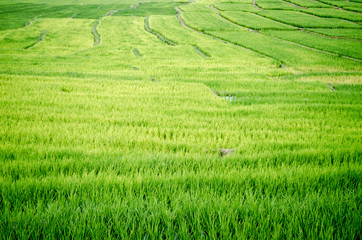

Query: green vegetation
left=258, top=10, right=361, bottom=28
left=307, top=28, right=362, bottom=40
left=301, top=8, right=362, bottom=22
left=220, top=11, right=296, bottom=30
left=261, top=30, right=362, bottom=60
left=181, top=12, right=240, bottom=31
left=114, top=2, right=184, bottom=16
left=0, top=3, right=131, bottom=30
left=0, top=0, right=361, bottom=239
left=179, top=3, right=215, bottom=13
left=319, top=0, right=362, bottom=12
left=213, top=2, right=259, bottom=12
left=255, top=1, right=297, bottom=10
left=284, top=0, right=332, bottom=8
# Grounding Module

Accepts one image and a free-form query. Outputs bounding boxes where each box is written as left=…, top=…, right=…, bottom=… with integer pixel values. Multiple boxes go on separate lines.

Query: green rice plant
left=318, top=0, right=362, bottom=12
left=220, top=11, right=297, bottom=30
left=144, top=16, right=177, bottom=46
left=206, top=29, right=361, bottom=70
left=306, top=28, right=362, bottom=40
left=180, top=12, right=240, bottom=31
left=284, top=0, right=332, bottom=8
left=27, top=18, right=94, bottom=55
left=256, top=0, right=281, bottom=2
left=0, top=0, right=134, bottom=4
left=179, top=3, right=215, bottom=13
left=261, top=30, right=362, bottom=60
left=258, top=10, right=361, bottom=28
left=212, top=2, right=259, bottom=12
left=0, top=156, right=360, bottom=239
left=0, top=3, right=133, bottom=31
left=0, top=0, right=361, bottom=239
left=149, top=15, right=225, bottom=58
left=300, top=8, right=362, bottom=22
left=255, top=1, right=299, bottom=10
left=280, top=72, right=362, bottom=84
left=24, top=30, right=47, bottom=49
left=113, top=2, right=184, bottom=17
left=0, top=21, right=44, bottom=49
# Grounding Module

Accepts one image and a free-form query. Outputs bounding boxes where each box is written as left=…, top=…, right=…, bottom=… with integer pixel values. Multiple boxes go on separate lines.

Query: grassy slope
left=0, top=0, right=361, bottom=239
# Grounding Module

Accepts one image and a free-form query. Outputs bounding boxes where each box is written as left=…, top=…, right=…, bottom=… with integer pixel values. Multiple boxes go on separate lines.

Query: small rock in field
left=219, top=148, right=235, bottom=157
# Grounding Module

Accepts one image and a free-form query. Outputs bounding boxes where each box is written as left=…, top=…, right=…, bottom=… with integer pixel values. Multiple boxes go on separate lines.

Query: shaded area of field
left=0, top=3, right=130, bottom=30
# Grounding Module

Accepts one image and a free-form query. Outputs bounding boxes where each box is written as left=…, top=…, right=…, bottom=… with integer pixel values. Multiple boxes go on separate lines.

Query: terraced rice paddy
left=0, top=0, right=361, bottom=239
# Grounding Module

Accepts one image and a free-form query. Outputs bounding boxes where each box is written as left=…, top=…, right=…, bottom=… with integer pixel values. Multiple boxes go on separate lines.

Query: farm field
left=0, top=0, right=361, bottom=239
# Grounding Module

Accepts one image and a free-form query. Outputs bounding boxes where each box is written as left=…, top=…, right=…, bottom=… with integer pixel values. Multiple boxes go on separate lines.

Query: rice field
left=0, top=0, right=361, bottom=239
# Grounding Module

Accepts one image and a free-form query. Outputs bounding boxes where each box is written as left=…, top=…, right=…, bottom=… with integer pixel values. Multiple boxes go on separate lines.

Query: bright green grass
left=1, top=0, right=361, bottom=239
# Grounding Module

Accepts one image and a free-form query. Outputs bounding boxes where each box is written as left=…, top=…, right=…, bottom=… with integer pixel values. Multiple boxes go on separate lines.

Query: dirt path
left=24, top=17, right=38, bottom=27
left=252, top=0, right=263, bottom=11
left=210, top=5, right=221, bottom=12
left=251, top=12, right=299, bottom=29
left=144, top=16, right=177, bottom=46
left=132, top=48, right=142, bottom=57
left=92, top=9, right=122, bottom=47
left=91, top=20, right=101, bottom=46
left=175, top=7, right=184, bottom=14
left=281, top=0, right=307, bottom=9
left=216, top=13, right=253, bottom=31
left=24, top=30, right=47, bottom=49
left=176, top=14, right=198, bottom=33
left=193, top=45, right=209, bottom=58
